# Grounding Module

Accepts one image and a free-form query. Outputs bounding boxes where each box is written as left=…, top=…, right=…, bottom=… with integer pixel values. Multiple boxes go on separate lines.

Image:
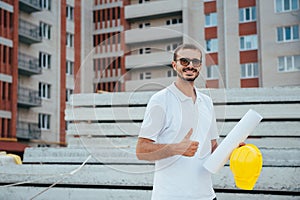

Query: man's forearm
left=136, top=138, right=177, bottom=161
left=136, top=132, right=199, bottom=161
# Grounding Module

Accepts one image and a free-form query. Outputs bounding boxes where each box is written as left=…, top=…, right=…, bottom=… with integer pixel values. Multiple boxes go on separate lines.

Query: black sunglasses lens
left=179, top=58, right=190, bottom=66
left=192, top=59, right=201, bottom=66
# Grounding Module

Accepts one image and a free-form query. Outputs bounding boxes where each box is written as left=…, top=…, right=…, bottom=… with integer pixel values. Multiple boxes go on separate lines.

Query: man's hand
left=175, top=128, right=199, bottom=157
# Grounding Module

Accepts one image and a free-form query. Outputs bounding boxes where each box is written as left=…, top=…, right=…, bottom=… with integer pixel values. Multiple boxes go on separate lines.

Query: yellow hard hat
left=229, top=144, right=263, bottom=190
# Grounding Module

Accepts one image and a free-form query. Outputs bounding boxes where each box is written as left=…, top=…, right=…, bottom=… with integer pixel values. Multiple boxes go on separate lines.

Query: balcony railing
left=18, top=87, right=42, bottom=108
left=19, top=0, right=42, bottom=13
left=19, top=19, right=42, bottom=44
left=17, top=121, right=41, bottom=140
left=18, top=52, right=41, bottom=76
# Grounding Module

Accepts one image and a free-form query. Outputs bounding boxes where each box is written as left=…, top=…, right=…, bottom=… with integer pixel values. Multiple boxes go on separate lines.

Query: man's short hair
left=173, top=44, right=202, bottom=61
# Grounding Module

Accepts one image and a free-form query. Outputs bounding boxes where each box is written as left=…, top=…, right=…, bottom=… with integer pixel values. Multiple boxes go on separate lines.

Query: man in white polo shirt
left=136, top=44, right=219, bottom=200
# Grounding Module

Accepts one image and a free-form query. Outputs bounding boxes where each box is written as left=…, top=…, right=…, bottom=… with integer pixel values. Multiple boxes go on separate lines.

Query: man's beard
left=176, top=67, right=200, bottom=82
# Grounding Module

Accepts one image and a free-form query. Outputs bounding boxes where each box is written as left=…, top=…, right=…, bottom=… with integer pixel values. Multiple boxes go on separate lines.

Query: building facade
left=89, top=0, right=300, bottom=92
left=0, top=0, right=82, bottom=156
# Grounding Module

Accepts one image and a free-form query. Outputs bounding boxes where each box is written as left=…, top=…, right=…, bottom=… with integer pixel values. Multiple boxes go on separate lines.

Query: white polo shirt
left=139, top=82, right=219, bottom=200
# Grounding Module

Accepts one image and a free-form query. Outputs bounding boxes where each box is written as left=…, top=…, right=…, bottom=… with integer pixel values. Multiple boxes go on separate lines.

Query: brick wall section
left=238, top=0, right=256, bottom=8
left=74, top=0, right=81, bottom=93
left=10, top=0, right=18, bottom=138
left=205, top=53, right=218, bottom=66
left=241, top=78, right=259, bottom=87
left=204, top=1, right=216, bottom=14
left=60, top=0, right=67, bottom=145
left=239, top=22, right=257, bottom=36
left=205, top=27, right=218, bottom=40
left=240, top=50, right=258, bottom=64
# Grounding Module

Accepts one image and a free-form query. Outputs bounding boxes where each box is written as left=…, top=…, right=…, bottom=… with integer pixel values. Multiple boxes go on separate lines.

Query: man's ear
left=171, top=61, right=177, bottom=70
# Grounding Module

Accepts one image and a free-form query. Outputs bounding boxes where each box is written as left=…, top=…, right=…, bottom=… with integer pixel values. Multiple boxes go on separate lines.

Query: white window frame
left=239, top=7, right=256, bottom=23
left=66, top=88, right=74, bottom=102
left=39, top=52, right=51, bottom=69
left=138, top=22, right=151, bottom=28
left=277, top=25, right=299, bottom=42
left=166, top=43, right=180, bottom=51
left=167, top=69, right=177, bottom=77
left=166, top=17, right=182, bottom=25
left=206, top=38, right=218, bottom=53
left=139, top=47, right=151, bottom=54
left=40, top=22, right=51, bottom=39
left=205, top=12, right=217, bottom=27
left=275, top=0, right=299, bottom=13
left=139, top=0, right=150, bottom=3
left=39, top=113, right=50, bottom=130
left=66, top=32, right=74, bottom=47
left=66, top=60, right=74, bottom=75
left=139, top=72, right=151, bottom=80
left=240, top=35, right=258, bottom=50
left=40, top=0, right=51, bottom=11
left=66, top=5, right=74, bottom=21
left=39, top=82, right=51, bottom=99
left=241, top=63, right=259, bottom=78
left=206, top=65, right=219, bottom=79
left=278, top=55, right=300, bottom=72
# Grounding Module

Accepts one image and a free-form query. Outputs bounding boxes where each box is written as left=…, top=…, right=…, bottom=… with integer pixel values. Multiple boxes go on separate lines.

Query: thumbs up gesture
left=175, top=128, right=199, bottom=157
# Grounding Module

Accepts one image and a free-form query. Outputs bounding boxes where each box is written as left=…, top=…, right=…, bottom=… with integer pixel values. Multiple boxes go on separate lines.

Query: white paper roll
left=203, top=109, right=263, bottom=174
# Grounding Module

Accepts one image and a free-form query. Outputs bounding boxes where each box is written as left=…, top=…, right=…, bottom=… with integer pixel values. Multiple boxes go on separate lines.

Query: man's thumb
left=184, top=128, right=193, bottom=139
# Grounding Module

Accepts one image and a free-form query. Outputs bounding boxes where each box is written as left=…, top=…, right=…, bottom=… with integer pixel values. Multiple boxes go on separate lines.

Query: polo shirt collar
left=168, top=82, right=203, bottom=102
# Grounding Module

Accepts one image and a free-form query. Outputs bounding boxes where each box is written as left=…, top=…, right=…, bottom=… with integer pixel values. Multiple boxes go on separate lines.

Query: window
left=66, top=32, right=74, bottom=47
left=1, top=82, right=11, bottom=101
left=278, top=55, right=300, bottom=72
left=66, top=5, right=74, bottom=21
left=38, top=113, right=50, bottom=130
left=66, top=60, right=74, bottom=75
left=39, top=82, right=51, bottom=99
left=166, top=43, right=180, bottom=51
left=241, top=63, right=259, bottom=78
left=138, top=22, right=151, bottom=28
left=240, top=35, right=258, bottom=50
left=39, top=52, right=51, bottom=69
left=139, top=47, right=151, bottom=54
left=40, top=22, right=51, bottom=39
left=40, top=0, right=51, bottom=11
left=275, top=0, right=299, bottom=12
left=239, top=7, right=256, bottom=22
left=206, top=65, right=219, bottom=79
left=206, top=38, right=218, bottom=52
left=166, top=17, right=182, bottom=25
left=167, top=69, right=177, bottom=77
left=140, top=72, right=151, bottom=80
left=205, top=13, right=217, bottom=27
left=139, top=0, right=150, bottom=3
left=277, top=25, right=299, bottom=42
left=66, top=88, right=73, bottom=102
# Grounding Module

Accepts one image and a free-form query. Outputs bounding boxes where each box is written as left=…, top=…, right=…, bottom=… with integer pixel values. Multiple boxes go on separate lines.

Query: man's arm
left=136, top=128, right=199, bottom=161
left=211, top=139, right=218, bottom=153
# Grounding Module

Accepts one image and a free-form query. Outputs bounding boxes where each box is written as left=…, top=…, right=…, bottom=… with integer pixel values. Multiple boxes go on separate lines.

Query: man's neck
left=175, top=79, right=196, bottom=100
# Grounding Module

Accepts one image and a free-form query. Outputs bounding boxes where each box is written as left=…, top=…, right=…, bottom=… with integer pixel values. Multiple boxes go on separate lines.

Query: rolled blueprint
left=203, top=109, right=263, bottom=174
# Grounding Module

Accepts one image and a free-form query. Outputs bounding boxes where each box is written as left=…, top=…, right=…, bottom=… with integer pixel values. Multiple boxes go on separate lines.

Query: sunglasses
left=176, top=57, right=202, bottom=67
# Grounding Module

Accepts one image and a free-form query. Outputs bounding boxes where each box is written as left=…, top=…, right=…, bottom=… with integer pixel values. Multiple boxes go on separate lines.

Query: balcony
left=18, top=52, right=41, bottom=76
left=19, top=19, right=42, bottom=44
left=125, top=24, right=183, bottom=44
left=125, top=51, right=172, bottom=69
left=19, top=0, right=42, bottom=13
left=17, top=121, right=41, bottom=140
left=18, top=87, right=42, bottom=108
left=125, top=0, right=182, bottom=20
